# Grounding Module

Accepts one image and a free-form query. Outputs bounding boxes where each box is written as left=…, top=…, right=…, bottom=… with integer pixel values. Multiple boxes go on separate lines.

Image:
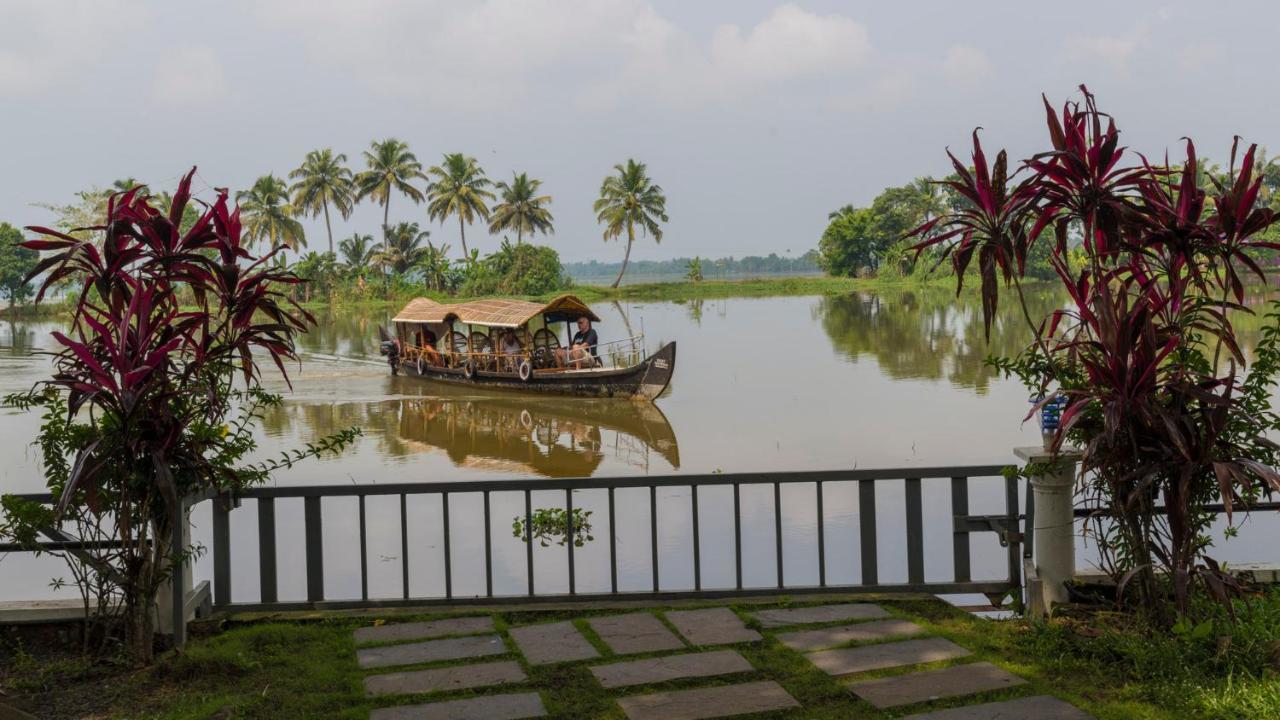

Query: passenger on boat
left=499, top=330, right=523, bottom=371
left=556, top=316, right=599, bottom=369
left=416, top=328, right=442, bottom=366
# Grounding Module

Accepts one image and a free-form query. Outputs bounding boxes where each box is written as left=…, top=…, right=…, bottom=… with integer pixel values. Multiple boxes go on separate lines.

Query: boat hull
left=392, top=341, right=677, bottom=401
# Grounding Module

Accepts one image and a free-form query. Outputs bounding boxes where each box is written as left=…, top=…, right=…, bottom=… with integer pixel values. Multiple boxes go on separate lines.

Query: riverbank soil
left=4, top=595, right=1275, bottom=719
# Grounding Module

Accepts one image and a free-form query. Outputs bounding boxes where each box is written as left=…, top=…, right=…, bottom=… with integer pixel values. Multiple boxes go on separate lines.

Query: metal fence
left=205, top=465, right=1023, bottom=613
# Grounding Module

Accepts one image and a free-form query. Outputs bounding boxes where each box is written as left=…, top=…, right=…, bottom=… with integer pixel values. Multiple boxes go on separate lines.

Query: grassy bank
left=298, top=274, right=952, bottom=312
left=5, top=594, right=1276, bottom=719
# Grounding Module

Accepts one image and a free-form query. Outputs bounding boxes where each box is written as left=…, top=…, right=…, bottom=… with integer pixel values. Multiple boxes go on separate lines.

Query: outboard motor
left=379, top=337, right=401, bottom=375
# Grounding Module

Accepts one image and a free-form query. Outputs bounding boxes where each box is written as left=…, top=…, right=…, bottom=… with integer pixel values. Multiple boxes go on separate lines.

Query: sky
left=0, top=0, right=1276, bottom=263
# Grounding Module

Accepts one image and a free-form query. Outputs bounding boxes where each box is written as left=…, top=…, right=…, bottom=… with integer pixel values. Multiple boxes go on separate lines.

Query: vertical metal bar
left=525, top=489, right=534, bottom=596
left=483, top=491, right=493, bottom=598
left=1005, top=474, right=1022, bottom=592
left=608, top=487, right=618, bottom=594
left=905, top=477, right=924, bottom=585
left=1023, top=482, right=1036, bottom=560
left=650, top=485, right=659, bottom=592
left=304, top=496, right=324, bottom=603
left=358, top=495, right=368, bottom=601
left=400, top=494, right=409, bottom=600
left=774, top=482, right=784, bottom=588
left=442, top=492, right=452, bottom=600
left=212, top=498, right=231, bottom=606
left=170, top=501, right=186, bottom=648
left=816, top=481, right=826, bottom=588
left=257, top=498, right=277, bottom=604
left=566, top=489, right=576, bottom=595
left=951, top=477, right=971, bottom=582
left=859, top=479, right=878, bottom=586
left=733, top=482, right=742, bottom=590
left=691, top=485, right=701, bottom=591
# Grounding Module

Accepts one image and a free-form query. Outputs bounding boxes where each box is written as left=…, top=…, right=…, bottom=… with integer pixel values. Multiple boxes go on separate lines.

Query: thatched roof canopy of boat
left=392, top=294, right=601, bottom=328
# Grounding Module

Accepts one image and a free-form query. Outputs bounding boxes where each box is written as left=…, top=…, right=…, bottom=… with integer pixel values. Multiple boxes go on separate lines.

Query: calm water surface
left=1, top=287, right=1275, bottom=602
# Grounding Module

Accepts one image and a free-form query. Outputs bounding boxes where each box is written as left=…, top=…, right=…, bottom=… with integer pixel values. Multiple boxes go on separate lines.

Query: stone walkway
left=353, top=602, right=1094, bottom=719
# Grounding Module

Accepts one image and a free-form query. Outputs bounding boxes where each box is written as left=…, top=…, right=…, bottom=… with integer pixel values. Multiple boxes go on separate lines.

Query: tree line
left=817, top=149, right=1280, bottom=281
left=14, top=144, right=671, bottom=306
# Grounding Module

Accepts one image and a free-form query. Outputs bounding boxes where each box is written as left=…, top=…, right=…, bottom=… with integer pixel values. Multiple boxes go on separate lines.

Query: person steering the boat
left=417, top=328, right=442, bottom=367
left=557, top=316, right=599, bottom=369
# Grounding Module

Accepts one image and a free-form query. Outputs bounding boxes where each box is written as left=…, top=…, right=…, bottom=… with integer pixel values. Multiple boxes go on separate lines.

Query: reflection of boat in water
left=380, top=294, right=676, bottom=401
left=390, top=380, right=681, bottom=476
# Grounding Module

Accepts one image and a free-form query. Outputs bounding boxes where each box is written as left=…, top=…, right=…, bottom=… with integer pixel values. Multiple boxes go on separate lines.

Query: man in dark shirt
left=557, top=316, right=599, bottom=369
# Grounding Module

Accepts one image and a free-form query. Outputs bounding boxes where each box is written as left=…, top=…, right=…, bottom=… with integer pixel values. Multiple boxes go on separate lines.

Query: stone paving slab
left=364, top=660, right=526, bottom=696
left=902, top=694, right=1093, bottom=719
left=357, top=634, right=507, bottom=669
left=665, top=608, right=762, bottom=646
left=588, top=613, right=685, bottom=655
left=590, top=649, right=754, bottom=689
left=750, top=603, right=890, bottom=628
left=847, top=661, right=1027, bottom=708
left=369, top=691, right=546, bottom=720
left=807, top=637, right=970, bottom=677
left=777, top=619, right=925, bottom=652
left=356, top=617, right=495, bottom=645
left=509, top=621, right=600, bottom=665
left=616, top=680, right=800, bottom=720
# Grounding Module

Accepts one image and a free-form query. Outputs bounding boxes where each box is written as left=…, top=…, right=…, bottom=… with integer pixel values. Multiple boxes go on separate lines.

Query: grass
left=294, top=274, right=953, bottom=312
left=5, top=594, right=1278, bottom=719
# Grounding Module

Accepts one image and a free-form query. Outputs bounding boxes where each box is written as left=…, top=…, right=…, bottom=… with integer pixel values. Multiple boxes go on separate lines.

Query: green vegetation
left=685, top=256, right=703, bottom=282
left=0, top=222, right=38, bottom=306
left=594, top=159, right=668, bottom=288
left=237, top=174, right=306, bottom=250
left=427, top=153, right=495, bottom=258
left=289, top=148, right=355, bottom=254
left=354, top=138, right=426, bottom=232
left=565, top=251, right=820, bottom=281
left=6, top=595, right=1279, bottom=719
left=489, top=172, right=554, bottom=245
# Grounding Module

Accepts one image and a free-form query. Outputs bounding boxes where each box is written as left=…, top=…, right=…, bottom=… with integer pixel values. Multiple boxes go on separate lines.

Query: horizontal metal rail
left=201, top=465, right=1023, bottom=612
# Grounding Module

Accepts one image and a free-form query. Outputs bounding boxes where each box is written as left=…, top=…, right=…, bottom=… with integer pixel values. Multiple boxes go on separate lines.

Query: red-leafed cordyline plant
left=0, top=169, right=359, bottom=665
left=910, top=86, right=1280, bottom=625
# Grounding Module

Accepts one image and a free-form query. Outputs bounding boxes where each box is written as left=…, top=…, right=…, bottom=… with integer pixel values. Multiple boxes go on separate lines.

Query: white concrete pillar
left=1015, top=447, right=1081, bottom=616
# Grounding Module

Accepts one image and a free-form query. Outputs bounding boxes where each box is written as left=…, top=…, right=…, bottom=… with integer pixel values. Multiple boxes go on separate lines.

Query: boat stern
left=634, top=341, right=676, bottom=401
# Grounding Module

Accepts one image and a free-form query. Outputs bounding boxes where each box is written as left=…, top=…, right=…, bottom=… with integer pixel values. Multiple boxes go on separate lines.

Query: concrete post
left=1015, top=447, right=1081, bottom=616
left=155, top=508, right=192, bottom=639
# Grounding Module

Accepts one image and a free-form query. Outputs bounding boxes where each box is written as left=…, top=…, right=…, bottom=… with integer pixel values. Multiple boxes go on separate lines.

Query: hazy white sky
left=0, top=1, right=1274, bottom=262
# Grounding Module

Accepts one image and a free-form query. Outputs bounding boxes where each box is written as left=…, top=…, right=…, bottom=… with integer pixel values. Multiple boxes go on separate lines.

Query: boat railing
left=593, top=334, right=646, bottom=369
left=401, top=334, right=648, bottom=372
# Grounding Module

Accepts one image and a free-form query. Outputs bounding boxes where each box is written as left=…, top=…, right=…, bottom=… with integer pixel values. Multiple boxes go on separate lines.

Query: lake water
left=2, top=286, right=1276, bottom=603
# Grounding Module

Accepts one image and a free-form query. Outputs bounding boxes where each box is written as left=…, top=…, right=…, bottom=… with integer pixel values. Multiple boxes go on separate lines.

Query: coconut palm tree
left=374, top=222, right=433, bottom=276
left=488, top=172, right=554, bottom=245
left=289, top=149, right=354, bottom=254
left=338, top=232, right=377, bottom=276
left=426, top=153, right=494, bottom=258
left=420, top=243, right=454, bottom=292
left=593, top=159, right=668, bottom=288
left=354, top=138, right=425, bottom=232
left=237, top=174, right=306, bottom=250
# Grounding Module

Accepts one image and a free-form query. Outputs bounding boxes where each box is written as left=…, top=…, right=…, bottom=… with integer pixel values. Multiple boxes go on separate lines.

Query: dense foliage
left=0, top=222, right=38, bottom=305
left=565, top=251, right=819, bottom=280
left=913, top=86, right=1280, bottom=622
left=0, top=170, right=358, bottom=664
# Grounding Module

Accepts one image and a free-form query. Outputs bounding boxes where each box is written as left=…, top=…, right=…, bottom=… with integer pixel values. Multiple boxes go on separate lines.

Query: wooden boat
left=380, top=294, right=676, bottom=401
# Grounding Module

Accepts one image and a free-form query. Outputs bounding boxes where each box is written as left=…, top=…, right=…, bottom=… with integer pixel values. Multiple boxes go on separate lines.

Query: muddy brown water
left=1, top=287, right=1275, bottom=603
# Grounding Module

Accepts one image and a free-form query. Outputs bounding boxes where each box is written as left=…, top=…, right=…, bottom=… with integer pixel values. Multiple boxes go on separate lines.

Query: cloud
left=0, top=0, right=148, bottom=96
left=252, top=0, right=873, bottom=111
left=942, top=45, right=993, bottom=85
left=150, top=47, right=230, bottom=107
left=1063, top=26, right=1149, bottom=76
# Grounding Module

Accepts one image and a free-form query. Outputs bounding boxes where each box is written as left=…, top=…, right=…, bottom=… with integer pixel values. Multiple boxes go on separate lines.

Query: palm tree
left=488, top=172, right=554, bottom=245
left=237, top=174, right=306, bottom=250
left=420, top=243, right=453, bottom=292
left=593, top=159, right=668, bottom=288
left=374, top=222, right=433, bottom=276
left=290, top=149, right=354, bottom=254
left=354, top=139, right=426, bottom=232
left=426, top=153, right=494, bottom=258
left=338, top=232, right=377, bottom=275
